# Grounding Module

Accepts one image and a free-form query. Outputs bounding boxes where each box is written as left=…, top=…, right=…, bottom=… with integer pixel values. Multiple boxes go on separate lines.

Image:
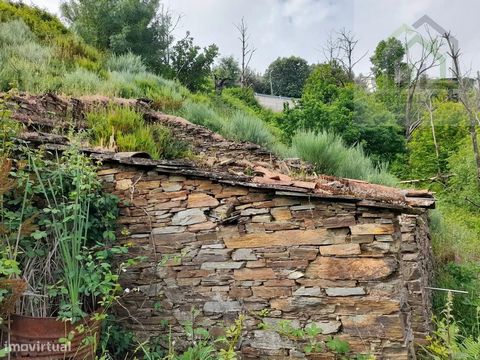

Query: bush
left=290, top=130, right=397, bottom=185
left=421, top=292, right=480, bottom=359
left=0, top=20, right=57, bottom=92
left=0, top=1, right=68, bottom=41
left=223, top=87, right=262, bottom=110
left=431, top=262, right=480, bottom=340
left=54, top=35, right=102, bottom=70
left=180, top=101, right=226, bottom=133
left=61, top=67, right=102, bottom=95
left=85, top=106, right=188, bottom=159
left=224, top=111, right=275, bottom=148
left=105, top=52, right=146, bottom=74
left=99, top=71, right=143, bottom=98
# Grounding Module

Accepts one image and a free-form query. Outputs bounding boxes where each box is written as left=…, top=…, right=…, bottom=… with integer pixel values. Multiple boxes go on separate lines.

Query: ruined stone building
left=6, top=94, right=435, bottom=359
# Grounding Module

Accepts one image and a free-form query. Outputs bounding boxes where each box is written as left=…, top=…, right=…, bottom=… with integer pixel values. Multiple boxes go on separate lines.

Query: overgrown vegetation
left=420, top=292, right=480, bottom=359
left=3, top=2, right=480, bottom=356
left=289, top=131, right=397, bottom=185
left=86, top=106, right=189, bottom=159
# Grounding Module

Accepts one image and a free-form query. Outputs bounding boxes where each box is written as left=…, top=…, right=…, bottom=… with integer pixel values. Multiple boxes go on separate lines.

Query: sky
left=25, top=0, right=480, bottom=77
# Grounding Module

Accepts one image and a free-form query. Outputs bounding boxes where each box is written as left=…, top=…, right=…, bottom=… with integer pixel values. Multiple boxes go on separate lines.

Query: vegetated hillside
left=2, top=2, right=480, bottom=353
left=0, top=0, right=396, bottom=185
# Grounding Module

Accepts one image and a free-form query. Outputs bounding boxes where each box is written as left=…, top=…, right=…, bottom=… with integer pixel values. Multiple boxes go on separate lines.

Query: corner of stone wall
left=400, top=212, right=433, bottom=348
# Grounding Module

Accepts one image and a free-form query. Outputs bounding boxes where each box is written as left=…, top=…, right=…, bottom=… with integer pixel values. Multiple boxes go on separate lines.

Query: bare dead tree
left=444, top=31, right=480, bottom=185
left=322, top=31, right=340, bottom=64
left=235, top=18, right=256, bottom=88
left=404, top=29, right=443, bottom=137
left=155, top=5, right=183, bottom=67
left=336, top=28, right=368, bottom=81
left=322, top=29, right=367, bottom=81
left=422, top=90, right=441, bottom=175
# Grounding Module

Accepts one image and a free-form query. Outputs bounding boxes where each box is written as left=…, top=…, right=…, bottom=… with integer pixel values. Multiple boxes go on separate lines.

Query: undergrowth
left=0, top=16, right=398, bottom=187
left=86, top=106, right=190, bottom=160
left=289, top=130, right=397, bottom=185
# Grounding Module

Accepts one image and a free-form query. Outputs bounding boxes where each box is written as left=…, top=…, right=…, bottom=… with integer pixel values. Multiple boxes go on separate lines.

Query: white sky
left=24, top=0, right=480, bottom=76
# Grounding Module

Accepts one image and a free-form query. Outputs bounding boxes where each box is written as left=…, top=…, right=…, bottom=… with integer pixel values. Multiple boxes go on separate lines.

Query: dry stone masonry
left=98, top=161, right=434, bottom=359
left=4, top=93, right=435, bottom=359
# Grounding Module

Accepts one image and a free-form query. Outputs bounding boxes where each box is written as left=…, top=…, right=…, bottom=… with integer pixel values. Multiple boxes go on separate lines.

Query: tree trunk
left=427, top=98, right=441, bottom=175
left=468, top=113, right=480, bottom=184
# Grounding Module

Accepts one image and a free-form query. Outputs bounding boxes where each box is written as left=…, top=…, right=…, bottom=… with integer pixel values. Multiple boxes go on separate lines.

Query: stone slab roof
left=4, top=92, right=434, bottom=212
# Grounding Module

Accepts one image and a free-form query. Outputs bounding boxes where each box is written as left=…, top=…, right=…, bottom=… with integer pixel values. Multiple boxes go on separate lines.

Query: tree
left=302, top=62, right=349, bottom=102
left=61, top=0, right=160, bottom=69
left=370, top=37, right=406, bottom=83
left=244, top=68, right=269, bottom=94
left=444, top=31, right=480, bottom=186
left=323, top=29, right=367, bottom=81
left=151, top=4, right=182, bottom=74
left=406, top=100, right=468, bottom=179
left=212, top=56, right=240, bottom=93
left=265, top=56, right=311, bottom=98
left=170, top=32, right=218, bottom=92
left=403, top=30, right=443, bottom=137
left=235, top=17, right=256, bottom=88
left=277, top=62, right=405, bottom=161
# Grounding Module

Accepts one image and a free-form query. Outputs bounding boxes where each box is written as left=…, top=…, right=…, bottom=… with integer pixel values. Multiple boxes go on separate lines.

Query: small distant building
left=254, top=93, right=296, bottom=112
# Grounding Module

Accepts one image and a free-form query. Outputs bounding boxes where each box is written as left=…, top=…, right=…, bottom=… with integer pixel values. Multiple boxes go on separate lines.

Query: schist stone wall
left=98, top=163, right=433, bottom=359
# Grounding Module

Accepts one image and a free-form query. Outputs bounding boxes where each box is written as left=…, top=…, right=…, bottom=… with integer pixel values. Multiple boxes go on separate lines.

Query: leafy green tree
left=302, top=62, right=350, bottom=103
left=170, top=32, right=218, bottom=91
left=265, top=56, right=311, bottom=97
left=277, top=62, right=404, bottom=161
left=61, top=0, right=160, bottom=68
left=370, top=37, right=406, bottom=82
left=213, top=56, right=240, bottom=91
left=245, top=68, right=269, bottom=93
left=371, top=38, right=408, bottom=127
left=406, top=101, right=468, bottom=179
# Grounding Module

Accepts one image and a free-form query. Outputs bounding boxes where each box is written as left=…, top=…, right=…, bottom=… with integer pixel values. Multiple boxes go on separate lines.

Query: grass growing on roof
left=224, top=111, right=275, bottom=148
left=105, top=52, right=146, bottom=74
left=86, top=106, right=189, bottom=159
left=180, top=100, right=226, bottom=133
left=290, top=130, right=397, bottom=186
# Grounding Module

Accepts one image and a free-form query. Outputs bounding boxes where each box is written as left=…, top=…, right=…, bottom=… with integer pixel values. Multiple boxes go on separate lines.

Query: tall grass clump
left=290, top=131, right=397, bottom=186
left=61, top=67, right=101, bottom=96
left=99, top=71, right=143, bottom=98
left=180, top=101, right=226, bottom=133
left=86, top=106, right=189, bottom=159
left=224, top=111, right=275, bottom=148
left=0, top=20, right=56, bottom=92
left=105, top=52, right=146, bottom=74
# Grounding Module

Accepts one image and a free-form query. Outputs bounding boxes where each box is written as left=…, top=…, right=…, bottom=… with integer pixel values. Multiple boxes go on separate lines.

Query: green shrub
left=0, top=18, right=35, bottom=45
left=116, top=128, right=160, bottom=158
left=224, top=111, right=275, bottom=148
left=421, top=292, right=480, bottom=359
left=223, top=87, right=262, bottom=110
left=290, top=131, right=397, bottom=185
left=54, top=35, right=102, bottom=69
left=86, top=106, right=188, bottom=159
left=0, top=20, right=57, bottom=92
left=105, top=52, right=146, bottom=74
left=291, top=131, right=346, bottom=173
left=180, top=101, right=226, bottom=133
left=99, top=71, right=143, bottom=98
left=61, top=67, right=102, bottom=96
left=0, top=1, right=68, bottom=41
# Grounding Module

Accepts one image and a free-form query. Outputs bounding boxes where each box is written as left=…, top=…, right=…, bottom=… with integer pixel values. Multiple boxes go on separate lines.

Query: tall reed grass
left=290, top=131, right=397, bottom=185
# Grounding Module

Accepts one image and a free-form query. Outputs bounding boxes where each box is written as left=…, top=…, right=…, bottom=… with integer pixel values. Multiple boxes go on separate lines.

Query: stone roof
left=4, top=92, right=435, bottom=212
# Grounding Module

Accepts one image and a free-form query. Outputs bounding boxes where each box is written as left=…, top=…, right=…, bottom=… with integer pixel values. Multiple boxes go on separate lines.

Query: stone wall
left=400, top=214, right=433, bottom=344
left=98, top=163, right=432, bottom=359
